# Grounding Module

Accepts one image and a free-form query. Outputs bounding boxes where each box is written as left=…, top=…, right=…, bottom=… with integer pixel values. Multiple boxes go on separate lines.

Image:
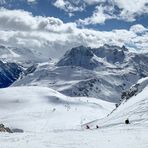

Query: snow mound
left=0, top=86, right=114, bottom=132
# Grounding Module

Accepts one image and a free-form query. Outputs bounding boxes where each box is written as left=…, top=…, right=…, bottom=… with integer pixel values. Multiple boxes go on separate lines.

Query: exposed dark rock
left=121, top=84, right=139, bottom=100
left=24, top=64, right=38, bottom=76
left=0, top=124, right=13, bottom=133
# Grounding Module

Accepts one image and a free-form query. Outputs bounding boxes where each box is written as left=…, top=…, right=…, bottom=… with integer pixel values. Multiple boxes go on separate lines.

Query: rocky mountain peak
left=56, top=46, right=99, bottom=69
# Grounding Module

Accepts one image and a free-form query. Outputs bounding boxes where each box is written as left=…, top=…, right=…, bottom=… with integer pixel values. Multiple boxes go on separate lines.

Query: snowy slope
left=0, top=86, right=148, bottom=148
left=13, top=61, right=140, bottom=102
left=85, top=77, right=148, bottom=129
left=0, top=86, right=114, bottom=132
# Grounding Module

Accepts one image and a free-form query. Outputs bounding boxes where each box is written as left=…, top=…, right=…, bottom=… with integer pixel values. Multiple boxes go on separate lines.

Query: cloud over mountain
left=0, top=8, right=147, bottom=58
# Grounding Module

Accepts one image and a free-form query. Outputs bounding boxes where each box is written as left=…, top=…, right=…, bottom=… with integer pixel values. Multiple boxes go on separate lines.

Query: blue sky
left=0, top=0, right=147, bottom=57
left=0, top=0, right=148, bottom=31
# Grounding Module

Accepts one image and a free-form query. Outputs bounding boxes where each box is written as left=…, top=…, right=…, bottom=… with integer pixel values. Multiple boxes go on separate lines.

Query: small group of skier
left=85, top=118, right=130, bottom=129
left=85, top=125, right=99, bottom=129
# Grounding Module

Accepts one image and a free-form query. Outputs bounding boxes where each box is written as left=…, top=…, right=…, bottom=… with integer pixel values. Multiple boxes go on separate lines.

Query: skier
left=125, top=118, right=130, bottom=124
left=86, top=125, right=90, bottom=129
left=96, top=125, right=99, bottom=129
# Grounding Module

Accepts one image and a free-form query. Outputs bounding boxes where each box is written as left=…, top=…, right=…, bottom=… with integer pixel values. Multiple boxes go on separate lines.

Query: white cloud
left=0, top=9, right=147, bottom=58
left=27, top=0, right=37, bottom=4
left=53, top=0, right=67, bottom=10
left=83, top=0, right=106, bottom=5
left=53, top=0, right=85, bottom=15
left=115, top=0, right=148, bottom=21
left=27, top=0, right=36, bottom=2
left=78, top=5, right=114, bottom=25
left=115, top=0, right=148, bottom=13
left=53, top=0, right=148, bottom=24
left=53, top=0, right=105, bottom=9
left=0, top=8, right=37, bottom=31
left=130, top=24, right=148, bottom=34
left=0, top=8, right=77, bottom=33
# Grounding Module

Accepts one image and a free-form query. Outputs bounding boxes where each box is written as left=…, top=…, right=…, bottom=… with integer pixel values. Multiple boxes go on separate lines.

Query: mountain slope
left=85, top=77, right=148, bottom=128
left=56, top=46, right=111, bottom=70
left=0, top=45, right=51, bottom=65
left=0, top=86, right=114, bottom=132
left=13, top=61, right=141, bottom=102
left=0, top=60, right=23, bottom=88
left=0, top=81, right=148, bottom=148
left=13, top=45, right=148, bottom=103
left=92, top=44, right=128, bottom=64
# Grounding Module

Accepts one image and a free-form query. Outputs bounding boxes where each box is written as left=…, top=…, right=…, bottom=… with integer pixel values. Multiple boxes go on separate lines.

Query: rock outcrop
left=0, top=124, right=13, bottom=133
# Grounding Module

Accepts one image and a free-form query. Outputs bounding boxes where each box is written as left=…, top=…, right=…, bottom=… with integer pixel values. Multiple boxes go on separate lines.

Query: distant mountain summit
left=56, top=45, right=129, bottom=70
left=57, top=46, right=106, bottom=70
left=0, top=44, right=51, bottom=65
left=92, top=44, right=128, bottom=64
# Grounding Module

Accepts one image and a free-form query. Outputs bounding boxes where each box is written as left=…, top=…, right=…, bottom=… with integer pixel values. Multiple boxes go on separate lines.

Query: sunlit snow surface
left=0, top=128, right=148, bottom=148
left=0, top=84, right=148, bottom=148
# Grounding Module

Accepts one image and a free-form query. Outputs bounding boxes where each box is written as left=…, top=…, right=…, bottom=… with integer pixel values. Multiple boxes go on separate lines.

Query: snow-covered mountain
left=56, top=46, right=109, bottom=70
left=0, top=45, right=52, bottom=65
left=0, top=44, right=148, bottom=102
left=92, top=44, right=128, bottom=64
left=12, top=45, right=148, bottom=103
left=0, top=60, right=22, bottom=88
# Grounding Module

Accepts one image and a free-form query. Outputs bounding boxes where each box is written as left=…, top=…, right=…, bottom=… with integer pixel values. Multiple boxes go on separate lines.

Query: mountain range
left=0, top=43, right=148, bottom=147
left=0, top=44, right=147, bottom=102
